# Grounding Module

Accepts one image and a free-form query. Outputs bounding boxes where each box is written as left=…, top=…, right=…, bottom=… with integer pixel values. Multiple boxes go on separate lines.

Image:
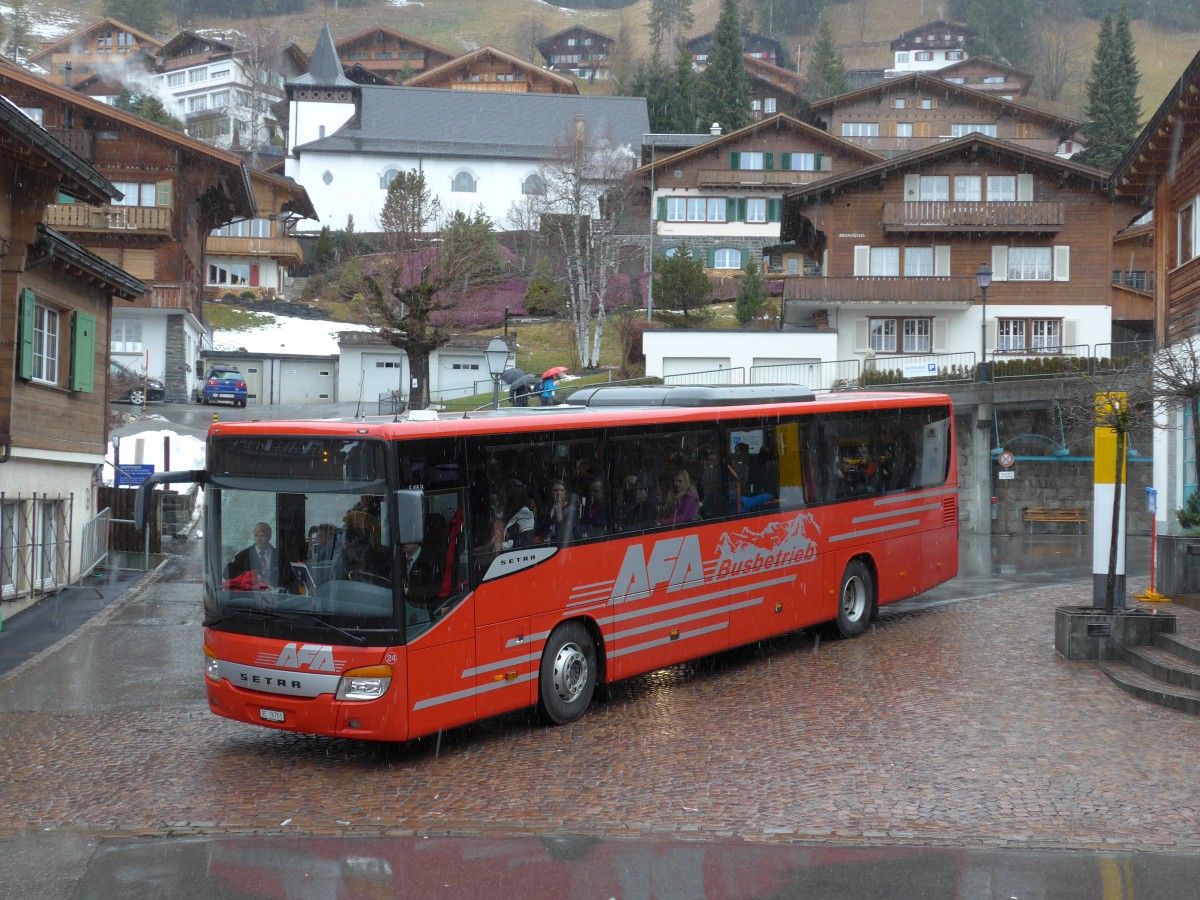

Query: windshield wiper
left=206, top=606, right=368, bottom=646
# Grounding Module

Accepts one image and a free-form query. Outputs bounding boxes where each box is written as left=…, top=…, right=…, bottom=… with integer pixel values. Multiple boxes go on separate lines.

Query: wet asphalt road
left=0, top=406, right=1196, bottom=898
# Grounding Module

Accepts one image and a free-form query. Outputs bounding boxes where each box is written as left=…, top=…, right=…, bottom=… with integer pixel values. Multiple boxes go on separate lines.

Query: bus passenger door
left=474, top=613, right=535, bottom=720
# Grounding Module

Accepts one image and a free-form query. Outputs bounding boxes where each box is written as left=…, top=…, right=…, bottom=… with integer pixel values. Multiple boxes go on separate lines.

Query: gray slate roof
left=290, top=24, right=356, bottom=89
left=297, top=87, right=650, bottom=160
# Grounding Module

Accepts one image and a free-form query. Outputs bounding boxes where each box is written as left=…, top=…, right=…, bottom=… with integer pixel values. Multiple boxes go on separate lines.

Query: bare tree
left=232, top=21, right=286, bottom=168
left=363, top=204, right=508, bottom=409
left=523, top=118, right=639, bottom=369
left=1152, top=336, right=1200, bottom=490
left=512, top=15, right=546, bottom=65
left=1028, top=19, right=1080, bottom=102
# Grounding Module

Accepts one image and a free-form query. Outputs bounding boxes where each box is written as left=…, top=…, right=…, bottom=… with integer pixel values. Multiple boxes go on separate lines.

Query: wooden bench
left=1023, top=507, right=1087, bottom=534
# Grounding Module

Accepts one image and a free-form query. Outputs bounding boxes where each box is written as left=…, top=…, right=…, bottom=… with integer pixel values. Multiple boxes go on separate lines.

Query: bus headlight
left=204, top=645, right=221, bottom=682
left=336, top=665, right=393, bottom=701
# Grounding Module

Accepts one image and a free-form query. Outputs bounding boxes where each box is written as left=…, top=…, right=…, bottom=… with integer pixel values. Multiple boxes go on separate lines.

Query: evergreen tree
left=805, top=14, right=848, bottom=101
left=8, top=0, right=30, bottom=61
left=647, top=0, right=693, bottom=64
left=667, top=47, right=702, bottom=133
left=628, top=55, right=676, bottom=133
left=114, top=87, right=184, bottom=130
left=960, top=0, right=1033, bottom=68
left=735, top=255, right=767, bottom=325
left=700, top=0, right=751, bottom=134
left=103, top=0, right=161, bottom=34
left=379, top=169, right=441, bottom=255
left=1080, top=13, right=1141, bottom=170
left=654, top=249, right=714, bottom=327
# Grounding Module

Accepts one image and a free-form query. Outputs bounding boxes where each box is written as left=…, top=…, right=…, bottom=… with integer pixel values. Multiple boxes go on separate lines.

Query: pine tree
left=667, top=47, right=702, bottom=133
left=655, top=249, right=714, bottom=328
left=103, top=0, right=161, bottom=35
left=805, top=15, right=849, bottom=101
left=735, top=255, right=767, bottom=325
left=1081, top=13, right=1141, bottom=170
left=647, top=0, right=694, bottom=65
left=700, top=0, right=751, bottom=134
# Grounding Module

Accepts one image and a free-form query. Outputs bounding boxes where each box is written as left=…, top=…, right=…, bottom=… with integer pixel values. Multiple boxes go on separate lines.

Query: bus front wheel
left=836, top=560, right=874, bottom=638
left=538, top=621, right=596, bottom=725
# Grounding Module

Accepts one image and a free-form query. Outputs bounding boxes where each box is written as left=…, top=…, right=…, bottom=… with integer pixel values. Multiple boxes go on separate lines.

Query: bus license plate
left=260, top=708, right=285, bottom=723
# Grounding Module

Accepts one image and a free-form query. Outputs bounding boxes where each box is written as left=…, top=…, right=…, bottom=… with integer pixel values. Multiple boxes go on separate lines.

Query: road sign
left=998, top=470, right=1015, bottom=480
left=998, top=451, right=1015, bottom=468
left=116, top=464, right=155, bottom=487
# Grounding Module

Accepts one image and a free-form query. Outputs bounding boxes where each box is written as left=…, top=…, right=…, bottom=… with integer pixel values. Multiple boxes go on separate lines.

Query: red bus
left=138, top=385, right=958, bottom=742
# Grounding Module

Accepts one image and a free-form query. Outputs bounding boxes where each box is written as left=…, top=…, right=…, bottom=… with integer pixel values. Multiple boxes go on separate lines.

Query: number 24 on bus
left=135, top=385, right=958, bottom=743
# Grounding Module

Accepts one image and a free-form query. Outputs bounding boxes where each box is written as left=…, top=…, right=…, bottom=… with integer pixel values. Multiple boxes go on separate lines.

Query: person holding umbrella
left=540, top=366, right=567, bottom=406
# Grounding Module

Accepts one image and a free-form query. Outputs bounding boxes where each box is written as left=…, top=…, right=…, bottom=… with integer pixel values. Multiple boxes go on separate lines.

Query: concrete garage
left=199, top=351, right=339, bottom=406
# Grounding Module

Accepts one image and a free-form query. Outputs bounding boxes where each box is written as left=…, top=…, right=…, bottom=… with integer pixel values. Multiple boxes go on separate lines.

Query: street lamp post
left=977, top=262, right=992, bottom=383
left=485, top=337, right=509, bottom=410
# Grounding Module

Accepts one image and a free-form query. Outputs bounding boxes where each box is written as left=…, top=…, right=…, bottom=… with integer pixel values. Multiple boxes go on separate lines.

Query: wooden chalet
left=0, top=59, right=255, bottom=403
left=808, top=73, right=1083, bottom=159
left=1111, top=49, right=1200, bottom=348
left=743, top=55, right=808, bottom=122
left=778, top=134, right=1148, bottom=350
left=28, top=18, right=162, bottom=86
left=688, top=30, right=785, bottom=70
left=535, top=25, right=615, bottom=81
left=0, top=96, right=147, bottom=610
left=334, top=26, right=455, bottom=85
left=935, top=57, right=1032, bottom=100
left=633, top=114, right=882, bottom=288
left=406, top=46, right=579, bottom=95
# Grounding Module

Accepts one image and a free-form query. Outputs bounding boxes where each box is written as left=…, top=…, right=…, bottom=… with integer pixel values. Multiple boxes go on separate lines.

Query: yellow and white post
left=1093, top=392, right=1127, bottom=609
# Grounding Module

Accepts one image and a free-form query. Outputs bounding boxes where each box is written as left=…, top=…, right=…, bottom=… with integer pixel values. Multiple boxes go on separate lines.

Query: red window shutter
left=249, top=264, right=260, bottom=286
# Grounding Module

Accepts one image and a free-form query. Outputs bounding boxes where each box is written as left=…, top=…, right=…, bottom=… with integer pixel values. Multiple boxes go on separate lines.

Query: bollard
left=213, top=412, right=218, bottom=424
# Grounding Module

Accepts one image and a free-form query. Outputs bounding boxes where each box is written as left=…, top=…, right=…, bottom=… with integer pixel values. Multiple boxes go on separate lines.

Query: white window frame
left=1031, top=319, right=1062, bottom=351
left=739, top=152, right=764, bottom=170
left=870, top=318, right=897, bottom=353
left=188, top=67, right=207, bottom=83
left=451, top=171, right=477, bottom=193
left=997, top=318, right=1026, bottom=352
left=903, top=318, right=932, bottom=352
left=869, top=247, right=900, bottom=276
left=745, top=198, right=767, bottom=223
left=955, top=176, right=981, bottom=202
left=919, top=176, right=949, bottom=201
left=713, top=248, right=741, bottom=269
left=32, top=302, right=60, bottom=385
left=841, top=123, right=879, bottom=137
left=1178, top=196, right=1199, bottom=266
left=111, top=317, right=143, bottom=353
left=987, top=175, right=1016, bottom=201
left=522, top=173, right=544, bottom=195
left=763, top=97, right=776, bottom=113
left=1, top=500, right=18, bottom=598
left=1007, top=247, right=1052, bottom=281
left=895, top=123, right=913, bottom=138
left=951, top=123, right=997, bottom=138
left=666, top=197, right=687, bottom=222
left=904, top=247, right=934, bottom=277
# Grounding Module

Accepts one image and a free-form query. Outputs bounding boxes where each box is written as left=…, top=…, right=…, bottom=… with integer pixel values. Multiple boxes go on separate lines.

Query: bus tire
left=836, top=559, right=874, bottom=638
left=538, top=621, right=596, bottom=726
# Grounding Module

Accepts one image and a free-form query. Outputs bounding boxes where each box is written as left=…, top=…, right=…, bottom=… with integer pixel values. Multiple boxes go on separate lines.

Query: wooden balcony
left=46, top=128, right=94, bottom=161
left=697, top=169, right=827, bottom=188
left=206, top=235, right=304, bottom=265
left=882, top=201, right=1064, bottom=233
left=783, top=275, right=979, bottom=303
left=43, top=203, right=173, bottom=235
left=449, top=81, right=528, bottom=92
left=844, top=135, right=1062, bottom=157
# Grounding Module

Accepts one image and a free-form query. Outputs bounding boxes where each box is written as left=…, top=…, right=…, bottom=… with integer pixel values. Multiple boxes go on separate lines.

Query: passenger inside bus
left=335, top=506, right=389, bottom=585
left=659, top=470, right=700, bottom=525
left=614, top=474, right=653, bottom=532
left=540, top=478, right=576, bottom=545
left=576, top=477, right=607, bottom=539
left=224, top=522, right=298, bottom=592
left=503, top=483, right=535, bottom=549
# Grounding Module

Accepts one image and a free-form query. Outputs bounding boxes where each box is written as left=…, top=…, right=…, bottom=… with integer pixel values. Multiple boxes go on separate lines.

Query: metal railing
left=663, top=366, right=746, bottom=385
left=0, top=492, right=73, bottom=603
left=860, top=351, right=979, bottom=387
left=991, top=344, right=1091, bottom=381
left=77, top=507, right=111, bottom=586
left=750, top=360, right=860, bottom=391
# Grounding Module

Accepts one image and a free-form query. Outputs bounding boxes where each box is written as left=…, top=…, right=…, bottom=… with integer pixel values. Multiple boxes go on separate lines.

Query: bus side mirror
left=394, top=489, right=424, bottom=545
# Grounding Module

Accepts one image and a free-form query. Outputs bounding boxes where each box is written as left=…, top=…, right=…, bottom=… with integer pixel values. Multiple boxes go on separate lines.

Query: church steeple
left=286, top=24, right=359, bottom=157
left=291, top=24, right=355, bottom=89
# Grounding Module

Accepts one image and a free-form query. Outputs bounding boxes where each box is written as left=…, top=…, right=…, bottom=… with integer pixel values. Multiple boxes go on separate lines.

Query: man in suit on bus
left=227, top=522, right=297, bottom=591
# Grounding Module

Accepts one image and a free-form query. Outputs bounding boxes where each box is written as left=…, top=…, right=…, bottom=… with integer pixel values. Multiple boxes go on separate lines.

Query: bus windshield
left=203, top=436, right=398, bottom=645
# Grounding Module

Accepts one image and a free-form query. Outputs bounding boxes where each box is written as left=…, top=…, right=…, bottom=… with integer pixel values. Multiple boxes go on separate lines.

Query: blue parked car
left=196, top=366, right=248, bottom=407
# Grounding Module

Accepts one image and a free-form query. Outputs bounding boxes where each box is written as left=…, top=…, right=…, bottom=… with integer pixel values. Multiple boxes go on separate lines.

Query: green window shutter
left=18, top=288, right=35, bottom=380
left=780, top=152, right=791, bottom=171
left=706, top=248, right=716, bottom=267
left=70, top=312, right=96, bottom=393
left=730, top=197, right=743, bottom=221
left=691, top=247, right=702, bottom=262
left=767, top=198, right=782, bottom=222
left=814, top=152, right=824, bottom=172
left=56, top=191, right=75, bottom=204
left=738, top=198, right=747, bottom=221
left=765, top=152, right=775, bottom=171
left=657, top=197, right=667, bottom=221
left=742, top=247, right=752, bottom=268
left=156, top=180, right=172, bottom=207
left=729, top=151, right=740, bottom=170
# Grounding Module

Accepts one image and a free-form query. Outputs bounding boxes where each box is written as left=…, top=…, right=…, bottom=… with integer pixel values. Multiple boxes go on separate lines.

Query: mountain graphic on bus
left=714, top=513, right=820, bottom=578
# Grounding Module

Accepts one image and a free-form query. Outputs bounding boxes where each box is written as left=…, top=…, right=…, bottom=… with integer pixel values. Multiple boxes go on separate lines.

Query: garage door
left=278, top=360, right=337, bottom=405
left=360, top=353, right=405, bottom=402
left=662, top=357, right=733, bottom=384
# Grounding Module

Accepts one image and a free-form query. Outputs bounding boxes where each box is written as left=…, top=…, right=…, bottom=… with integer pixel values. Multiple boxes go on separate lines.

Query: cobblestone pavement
left=1, top=546, right=1198, bottom=856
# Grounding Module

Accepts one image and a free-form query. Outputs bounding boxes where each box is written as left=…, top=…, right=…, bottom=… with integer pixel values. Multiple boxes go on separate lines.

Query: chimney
left=710, top=122, right=722, bottom=136
left=64, top=61, right=72, bottom=87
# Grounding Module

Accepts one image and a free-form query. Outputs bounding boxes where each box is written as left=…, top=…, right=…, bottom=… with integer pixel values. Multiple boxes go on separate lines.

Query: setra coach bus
left=137, top=384, right=958, bottom=742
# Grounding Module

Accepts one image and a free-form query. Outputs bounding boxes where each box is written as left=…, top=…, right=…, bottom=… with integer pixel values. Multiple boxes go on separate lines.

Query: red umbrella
left=542, top=366, right=568, bottom=379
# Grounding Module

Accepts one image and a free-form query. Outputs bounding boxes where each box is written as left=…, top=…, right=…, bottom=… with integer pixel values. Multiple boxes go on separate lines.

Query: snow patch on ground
left=210, top=313, right=374, bottom=356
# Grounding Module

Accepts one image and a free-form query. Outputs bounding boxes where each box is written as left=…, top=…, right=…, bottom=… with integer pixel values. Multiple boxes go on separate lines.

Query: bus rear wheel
left=538, top=621, right=596, bottom=725
left=836, top=560, right=874, bottom=638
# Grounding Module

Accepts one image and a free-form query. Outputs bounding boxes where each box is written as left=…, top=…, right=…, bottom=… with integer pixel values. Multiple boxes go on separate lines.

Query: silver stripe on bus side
left=411, top=671, right=537, bottom=711
left=610, top=596, right=763, bottom=643
left=461, top=651, right=540, bottom=679
left=871, top=487, right=955, bottom=506
left=219, top=660, right=342, bottom=698
left=852, top=502, right=942, bottom=523
left=608, top=621, right=728, bottom=659
left=827, top=519, right=922, bottom=542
